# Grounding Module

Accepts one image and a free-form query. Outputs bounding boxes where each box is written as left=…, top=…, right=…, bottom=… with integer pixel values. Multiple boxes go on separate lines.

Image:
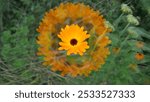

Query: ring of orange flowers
left=37, top=3, right=111, bottom=77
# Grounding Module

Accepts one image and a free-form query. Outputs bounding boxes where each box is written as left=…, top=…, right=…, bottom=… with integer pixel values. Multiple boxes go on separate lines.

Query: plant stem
left=113, top=13, right=124, bottom=28
left=120, top=35, right=129, bottom=49
left=120, top=23, right=130, bottom=37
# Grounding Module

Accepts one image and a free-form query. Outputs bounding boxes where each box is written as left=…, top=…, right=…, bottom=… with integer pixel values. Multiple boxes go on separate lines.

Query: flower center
left=70, top=39, right=78, bottom=46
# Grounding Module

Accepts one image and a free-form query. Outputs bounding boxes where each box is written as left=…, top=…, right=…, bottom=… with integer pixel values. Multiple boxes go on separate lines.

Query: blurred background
left=0, top=0, right=150, bottom=84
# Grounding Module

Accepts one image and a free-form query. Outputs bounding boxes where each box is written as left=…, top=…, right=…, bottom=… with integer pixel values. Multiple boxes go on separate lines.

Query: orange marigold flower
left=36, top=3, right=111, bottom=77
left=135, top=53, right=144, bottom=60
left=58, top=24, right=90, bottom=55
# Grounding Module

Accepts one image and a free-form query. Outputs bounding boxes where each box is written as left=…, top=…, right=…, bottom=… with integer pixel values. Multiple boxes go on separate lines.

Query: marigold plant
left=37, top=3, right=111, bottom=77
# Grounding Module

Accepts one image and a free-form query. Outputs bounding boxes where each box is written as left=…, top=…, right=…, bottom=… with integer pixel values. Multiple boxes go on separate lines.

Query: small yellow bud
left=127, top=14, right=139, bottom=25
left=105, top=21, right=115, bottom=31
left=121, top=4, right=132, bottom=14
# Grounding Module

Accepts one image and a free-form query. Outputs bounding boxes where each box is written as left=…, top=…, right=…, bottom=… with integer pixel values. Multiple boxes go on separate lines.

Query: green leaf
left=138, top=54, right=150, bottom=64
left=127, top=27, right=150, bottom=39
left=127, top=27, right=141, bottom=39
left=143, top=47, right=150, bottom=52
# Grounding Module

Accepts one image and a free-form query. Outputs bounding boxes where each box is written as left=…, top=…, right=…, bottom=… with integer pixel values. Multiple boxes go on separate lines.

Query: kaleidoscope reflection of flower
left=37, top=3, right=111, bottom=77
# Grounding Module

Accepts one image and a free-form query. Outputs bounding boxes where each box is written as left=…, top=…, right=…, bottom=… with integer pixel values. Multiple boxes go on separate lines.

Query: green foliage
left=140, top=0, right=150, bottom=15
left=0, top=0, right=149, bottom=85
